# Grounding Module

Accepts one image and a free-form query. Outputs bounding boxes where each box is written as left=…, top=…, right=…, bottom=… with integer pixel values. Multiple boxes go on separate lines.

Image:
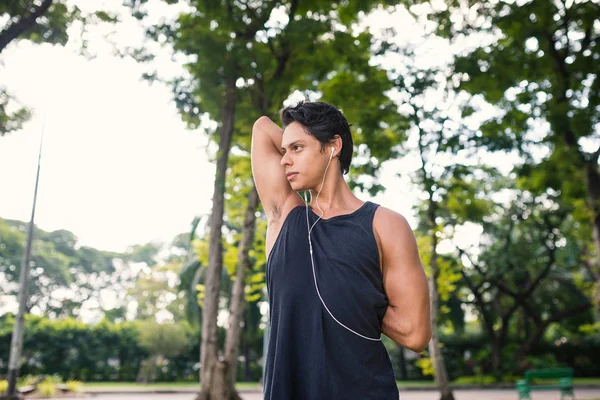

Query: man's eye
left=293, top=145, right=302, bottom=151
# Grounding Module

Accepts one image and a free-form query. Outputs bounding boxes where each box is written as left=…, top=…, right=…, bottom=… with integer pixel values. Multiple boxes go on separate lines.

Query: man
left=251, top=101, right=431, bottom=399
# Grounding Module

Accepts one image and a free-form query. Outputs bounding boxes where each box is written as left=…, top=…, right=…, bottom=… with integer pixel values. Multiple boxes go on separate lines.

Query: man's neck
left=308, top=175, right=361, bottom=214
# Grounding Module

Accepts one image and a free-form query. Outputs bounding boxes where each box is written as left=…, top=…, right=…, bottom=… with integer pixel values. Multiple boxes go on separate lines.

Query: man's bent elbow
left=405, top=326, right=432, bottom=353
left=252, top=115, right=273, bottom=134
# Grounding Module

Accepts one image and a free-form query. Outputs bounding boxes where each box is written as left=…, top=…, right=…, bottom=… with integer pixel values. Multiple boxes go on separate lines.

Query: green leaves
left=0, top=218, right=120, bottom=317
left=0, top=88, right=31, bottom=136
left=448, top=0, right=599, bottom=205
left=136, top=320, right=191, bottom=357
left=0, top=1, right=77, bottom=51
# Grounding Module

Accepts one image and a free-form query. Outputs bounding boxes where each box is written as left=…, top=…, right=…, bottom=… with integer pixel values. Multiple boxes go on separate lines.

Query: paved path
left=74, top=388, right=600, bottom=400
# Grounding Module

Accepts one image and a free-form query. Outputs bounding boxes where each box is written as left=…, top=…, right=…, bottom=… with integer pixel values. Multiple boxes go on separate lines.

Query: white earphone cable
left=305, top=147, right=381, bottom=342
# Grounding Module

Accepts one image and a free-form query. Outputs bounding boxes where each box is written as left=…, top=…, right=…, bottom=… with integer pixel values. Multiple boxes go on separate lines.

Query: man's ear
left=332, top=134, right=342, bottom=156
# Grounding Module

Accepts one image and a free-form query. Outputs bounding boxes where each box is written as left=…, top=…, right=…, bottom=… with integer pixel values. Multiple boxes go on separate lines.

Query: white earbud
left=330, top=147, right=334, bottom=159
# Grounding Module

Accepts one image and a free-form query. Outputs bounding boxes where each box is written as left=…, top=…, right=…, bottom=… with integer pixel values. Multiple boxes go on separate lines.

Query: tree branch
left=580, top=23, right=593, bottom=53
left=523, top=246, right=555, bottom=297
left=266, top=37, right=276, bottom=56
left=546, top=302, right=591, bottom=326
left=457, top=248, right=488, bottom=279
left=545, top=31, right=570, bottom=98
left=545, top=29, right=582, bottom=153
left=459, top=268, right=497, bottom=340
left=523, top=301, right=592, bottom=352
left=560, top=0, right=571, bottom=56
left=592, top=143, right=600, bottom=164
left=0, top=0, right=54, bottom=54
left=269, top=0, right=299, bottom=82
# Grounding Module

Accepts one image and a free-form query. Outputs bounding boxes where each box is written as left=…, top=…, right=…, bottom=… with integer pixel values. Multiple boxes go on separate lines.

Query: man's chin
left=290, top=182, right=307, bottom=192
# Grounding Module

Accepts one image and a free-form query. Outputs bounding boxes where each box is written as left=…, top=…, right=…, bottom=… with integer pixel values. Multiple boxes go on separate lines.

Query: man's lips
left=286, top=172, right=298, bottom=180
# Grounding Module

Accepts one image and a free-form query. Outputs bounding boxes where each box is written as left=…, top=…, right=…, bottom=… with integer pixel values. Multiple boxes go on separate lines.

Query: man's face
left=280, top=122, right=329, bottom=192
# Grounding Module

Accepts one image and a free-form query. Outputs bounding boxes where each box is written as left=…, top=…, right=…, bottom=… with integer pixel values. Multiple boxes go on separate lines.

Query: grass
left=396, top=381, right=436, bottom=387
left=527, top=378, right=600, bottom=385
left=574, top=378, right=600, bottom=384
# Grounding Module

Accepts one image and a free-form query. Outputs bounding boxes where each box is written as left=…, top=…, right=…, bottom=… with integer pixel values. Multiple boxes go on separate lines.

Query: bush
left=17, top=375, right=39, bottom=387
left=415, top=358, right=434, bottom=377
left=42, top=374, right=63, bottom=385
left=0, top=315, right=211, bottom=382
left=502, top=374, right=520, bottom=383
left=0, top=379, right=7, bottom=393
left=37, top=381, right=57, bottom=397
left=66, top=380, right=82, bottom=392
left=525, top=353, right=562, bottom=369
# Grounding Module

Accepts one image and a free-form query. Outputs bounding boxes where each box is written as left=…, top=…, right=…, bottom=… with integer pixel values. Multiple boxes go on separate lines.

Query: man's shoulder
left=373, top=206, right=414, bottom=245
left=373, top=205, right=410, bottom=228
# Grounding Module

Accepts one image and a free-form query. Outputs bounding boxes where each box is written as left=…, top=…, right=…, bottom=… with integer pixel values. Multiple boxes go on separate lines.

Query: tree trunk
left=491, top=340, right=502, bottom=377
left=149, top=355, right=159, bottom=383
left=224, top=186, right=259, bottom=378
left=244, top=339, right=251, bottom=381
left=197, top=77, right=237, bottom=400
left=490, top=318, right=511, bottom=378
left=219, top=185, right=260, bottom=399
left=0, top=0, right=54, bottom=54
left=135, top=360, right=145, bottom=383
left=397, top=345, right=407, bottom=380
left=585, top=160, right=600, bottom=321
left=480, top=318, right=502, bottom=377
left=516, top=330, right=541, bottom=368
left=428, top=284, right=455, bottom=400
left=428, top=232, right=455, bottom=400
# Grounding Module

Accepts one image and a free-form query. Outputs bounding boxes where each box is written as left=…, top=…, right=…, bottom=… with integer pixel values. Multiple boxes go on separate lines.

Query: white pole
left=4, top=115, right=45, bottom=399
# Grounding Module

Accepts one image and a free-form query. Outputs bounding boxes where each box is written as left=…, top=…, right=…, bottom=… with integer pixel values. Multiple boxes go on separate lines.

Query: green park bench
left=516, top=368, right=575, bottom=400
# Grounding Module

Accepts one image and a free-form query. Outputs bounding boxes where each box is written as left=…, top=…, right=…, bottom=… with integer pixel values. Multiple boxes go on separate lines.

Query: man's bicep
left=250, top=117, right=293, bottom=220
left=376, top=208, right=431, bottom=349
left=378, top=210, right=429, bottom=308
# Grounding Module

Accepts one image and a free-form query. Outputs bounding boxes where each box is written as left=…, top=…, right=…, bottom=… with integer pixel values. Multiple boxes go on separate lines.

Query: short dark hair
left=280, top=101, right=353, bottom=175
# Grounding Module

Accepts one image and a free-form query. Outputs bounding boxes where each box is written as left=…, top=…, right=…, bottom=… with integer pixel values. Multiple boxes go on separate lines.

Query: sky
left=0, top=1, right=491, bottom=255
left=0, top=1, right=214, bottom=252
left=0, top=43, right=217, bottom=252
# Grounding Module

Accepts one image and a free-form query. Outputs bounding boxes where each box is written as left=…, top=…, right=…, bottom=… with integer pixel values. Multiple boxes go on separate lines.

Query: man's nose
left=280, top=152, right=291, bottom=167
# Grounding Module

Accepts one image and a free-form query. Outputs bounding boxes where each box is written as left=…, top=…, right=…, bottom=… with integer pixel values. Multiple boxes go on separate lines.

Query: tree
left=179, top=155, right=269, bottom=383
left=127, top=1, right=405, bottom=398
left=220, top=157, right=260, bottom=389
left=0, top=0, right=71, bottom=54
left=458, top=190, right=593, bottom=371
left=382, top=40, right=500, bottom=396
left=126, top=262, right=187, bottom=322
left=126, top=242, right=162, bottom=266
left=0, top=90, right=31, bottom=136
left=417, top=0, right=600, bottom=319
left=136, top=320, right=192, bottom=383
left=0, top=218, right=121, bottom=318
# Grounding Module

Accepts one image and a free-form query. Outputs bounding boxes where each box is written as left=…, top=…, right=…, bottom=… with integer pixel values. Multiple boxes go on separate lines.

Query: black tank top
left=264, top=201, right=398, bottom=399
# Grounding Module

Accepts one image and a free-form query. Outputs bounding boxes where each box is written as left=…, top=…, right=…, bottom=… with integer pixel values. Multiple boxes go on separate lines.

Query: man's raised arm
left=251, top=116, right=293, bottom=223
